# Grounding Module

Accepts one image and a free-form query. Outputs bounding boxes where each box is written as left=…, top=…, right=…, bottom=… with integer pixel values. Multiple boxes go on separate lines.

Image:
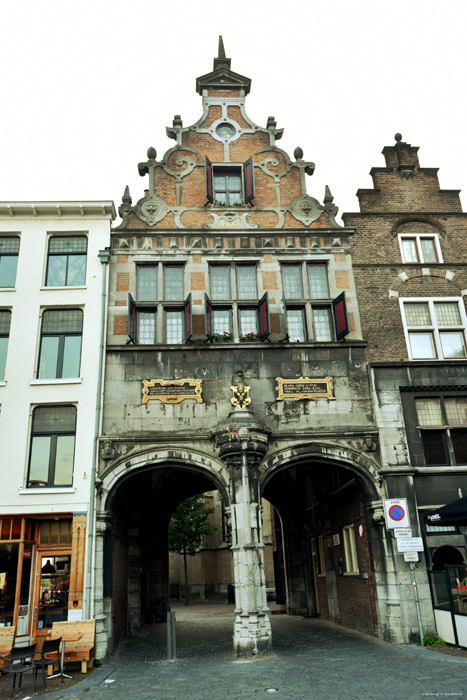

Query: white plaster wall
left=0, top=214, right=111, bottom=515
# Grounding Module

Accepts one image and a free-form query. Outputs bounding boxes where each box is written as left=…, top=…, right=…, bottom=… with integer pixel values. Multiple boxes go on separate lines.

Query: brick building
left=344, top=136, right=467, bottom=642
left=90, top=40, right=440, bottom=659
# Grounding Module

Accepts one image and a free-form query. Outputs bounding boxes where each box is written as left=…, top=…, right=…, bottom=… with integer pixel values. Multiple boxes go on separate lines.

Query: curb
left=399, top=644, right=467, bottom=664
left=35, top=666, right=117, bottom=699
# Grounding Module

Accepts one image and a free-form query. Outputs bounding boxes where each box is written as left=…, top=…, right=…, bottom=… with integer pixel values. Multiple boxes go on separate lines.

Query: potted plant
left=240, top=332, right=262, bottom=342
left=212, top=331, right=233, bottom=342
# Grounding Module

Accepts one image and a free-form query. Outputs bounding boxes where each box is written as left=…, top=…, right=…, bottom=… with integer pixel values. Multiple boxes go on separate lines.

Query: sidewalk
left=3, top=603, right=466, bottom=700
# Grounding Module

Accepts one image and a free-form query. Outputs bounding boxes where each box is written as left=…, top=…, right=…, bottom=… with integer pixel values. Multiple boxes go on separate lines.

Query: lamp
left=41, top=559, right=56, bottom=575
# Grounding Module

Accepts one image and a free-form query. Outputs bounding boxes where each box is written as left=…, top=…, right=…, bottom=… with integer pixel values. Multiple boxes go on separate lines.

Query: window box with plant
left=240, top=331, right=262, bottom=342
left=212, top=331, right=233, bottom=342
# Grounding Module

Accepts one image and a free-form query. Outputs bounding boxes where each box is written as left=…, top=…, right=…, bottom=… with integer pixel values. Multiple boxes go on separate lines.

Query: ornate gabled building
left=92, top=40, right=442, bottom=659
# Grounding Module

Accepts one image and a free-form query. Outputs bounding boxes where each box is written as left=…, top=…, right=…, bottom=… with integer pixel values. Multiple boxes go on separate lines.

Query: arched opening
left=263, top=454, right=379, bottom=636
left=432, top=545, right=465, bottom=570
left=101, top=460, right=230, bottom=652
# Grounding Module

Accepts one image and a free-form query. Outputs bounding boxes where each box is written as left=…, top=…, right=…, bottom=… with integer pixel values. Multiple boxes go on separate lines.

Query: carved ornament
left=231, top=384, right=251, bottom=410
left=135, top=194, right=169, bottom=226
left=289, top=195, right=324, bottom=226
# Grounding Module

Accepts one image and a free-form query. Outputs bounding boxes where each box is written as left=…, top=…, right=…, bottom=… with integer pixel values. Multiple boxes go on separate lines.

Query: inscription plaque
left=142, top=378, right=203, bottom=405
left=275, top=376, right=334, bottom=401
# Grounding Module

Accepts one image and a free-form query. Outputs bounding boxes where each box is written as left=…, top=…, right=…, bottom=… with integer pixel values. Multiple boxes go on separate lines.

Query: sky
left=1, top=0, right=467, bottom=221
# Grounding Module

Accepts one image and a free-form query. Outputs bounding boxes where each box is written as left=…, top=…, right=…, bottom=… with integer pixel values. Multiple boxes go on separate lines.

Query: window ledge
left=30, top=378, right=82, bottom=385
left=40, top=286, right=86, bottom=291
left=0, top=381, right=6, bottom=387
left=18, top=487, right=76, bottom=495
left=0, top=287, right=15, bottom=292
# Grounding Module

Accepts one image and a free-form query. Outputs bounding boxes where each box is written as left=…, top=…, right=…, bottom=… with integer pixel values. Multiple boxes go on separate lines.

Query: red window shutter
left=243, top=157, right=255, bottom=204
left=204, top=293, right=213, bottom=341
left=128, top=293, right=137, bottom=344
left=183, top=293, right=192, bottom=342
left=332, top=292, right=349, bottom=340
left=205, top=156, right=213, bottom=203
left=258, top=292, right=270, bottom=340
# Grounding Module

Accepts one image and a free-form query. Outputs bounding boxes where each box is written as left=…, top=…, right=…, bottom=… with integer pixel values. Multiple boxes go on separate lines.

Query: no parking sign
left=384, top=498, right=410, bottom=529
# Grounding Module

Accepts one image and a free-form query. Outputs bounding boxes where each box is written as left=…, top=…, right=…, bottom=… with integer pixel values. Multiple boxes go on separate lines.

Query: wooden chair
left=0, top=627, right=16, bottom=674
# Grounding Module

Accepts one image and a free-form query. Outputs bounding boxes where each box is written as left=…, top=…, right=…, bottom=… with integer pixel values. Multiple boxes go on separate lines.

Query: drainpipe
left=85, top=247, right=111, bottom=619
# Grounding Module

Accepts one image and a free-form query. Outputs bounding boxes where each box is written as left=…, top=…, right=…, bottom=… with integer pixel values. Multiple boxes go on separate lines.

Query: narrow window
left=239, top=308, right=258, bottom=337
left=165, top=310, right=184, bottom=344
left=282, top=265, right=303, bottom=299
left=286, top=308, right=306, bottom=342
left=308, top=265, right=329, bottom=298
left=212, top=309, right=232, bottom=336
left=0, top=310, right=11, bottom=379
left=237, top=265, right=257, bottom=300
left=213, top=168, right=242, bottom=205
left=137, top=311, right=156, bottom=344
left=28, top=406, right=76, bottom=487
left=313, top=307, right=333, bottom=341
left=38, top=309, right=83, bottom=379
left=210, top=266, right=231, bottom=300
left=164, top=266, right=184, bottom=301
left=46, top=236, right=87, bottom=287
left=0, top=237, right=20, bottom=288
left=342, top=524, right=359, bottom=574
left=137, top=266, right=158, bottom=301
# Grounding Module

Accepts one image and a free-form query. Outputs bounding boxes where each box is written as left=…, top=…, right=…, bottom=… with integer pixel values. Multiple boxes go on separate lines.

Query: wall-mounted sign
left=384, top=498, right=410, bottom=529
left=142, top=379, right=203, bottom=405
left=275, top=376, right=334, bottom=401
left=332, top=534, right=340, bottom=546
left=396, top=537, right=424, bottom=553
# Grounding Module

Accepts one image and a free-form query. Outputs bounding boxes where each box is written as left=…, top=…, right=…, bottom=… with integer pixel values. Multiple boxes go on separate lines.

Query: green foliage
left=168, top=495, right=216, bottom=556
left=423, top=633, right=446, bottom=647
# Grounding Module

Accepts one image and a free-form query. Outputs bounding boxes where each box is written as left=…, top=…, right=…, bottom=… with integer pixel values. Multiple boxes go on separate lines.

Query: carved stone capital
left=368, top=500, right=385, bottom=525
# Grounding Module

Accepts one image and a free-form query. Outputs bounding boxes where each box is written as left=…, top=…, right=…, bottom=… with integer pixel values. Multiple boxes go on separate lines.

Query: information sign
left=396, top=537, right=424, bottom=552
left=404, top=552, right=419, bottom=562
left=384, top=498, right=410, bottom=529
left=394, top=528, right=412, bottom=538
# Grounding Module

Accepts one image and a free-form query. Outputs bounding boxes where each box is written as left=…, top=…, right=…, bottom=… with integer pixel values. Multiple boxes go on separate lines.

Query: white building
left=0, top=201, right=114, bottom=647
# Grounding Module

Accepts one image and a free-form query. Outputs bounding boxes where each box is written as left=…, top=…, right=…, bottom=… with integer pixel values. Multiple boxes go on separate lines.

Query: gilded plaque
left=142, top=379, right=203, bottom=405
left=275, top=376, right=334, bottom=401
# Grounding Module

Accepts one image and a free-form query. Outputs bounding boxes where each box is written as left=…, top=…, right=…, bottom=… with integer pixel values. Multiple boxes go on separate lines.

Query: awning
left=424, top=496, right=467, bottom=527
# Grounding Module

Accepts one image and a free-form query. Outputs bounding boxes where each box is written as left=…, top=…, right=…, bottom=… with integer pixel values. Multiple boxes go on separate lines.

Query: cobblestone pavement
left=4, top=603, right=467, bottom=700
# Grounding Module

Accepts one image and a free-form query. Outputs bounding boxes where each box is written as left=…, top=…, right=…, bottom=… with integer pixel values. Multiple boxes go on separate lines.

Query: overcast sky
left=1, top=0, right=466, bottom=221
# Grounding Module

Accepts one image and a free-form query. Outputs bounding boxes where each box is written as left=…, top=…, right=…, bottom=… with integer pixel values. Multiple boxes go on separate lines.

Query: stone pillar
left=212, top=410, right=272, bottom=656
left=93, top=512, right=114, bottom=660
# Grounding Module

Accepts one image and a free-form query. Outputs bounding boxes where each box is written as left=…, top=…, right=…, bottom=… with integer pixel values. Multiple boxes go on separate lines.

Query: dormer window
left=205, top=157, right=255, bottom=206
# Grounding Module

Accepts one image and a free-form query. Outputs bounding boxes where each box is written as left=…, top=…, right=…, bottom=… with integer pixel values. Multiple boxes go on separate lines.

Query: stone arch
left=259, top=441, right=381, bottom=499
left=100, top=446, right=231, bottom=512
left=388, top=269, right=463, bottom=297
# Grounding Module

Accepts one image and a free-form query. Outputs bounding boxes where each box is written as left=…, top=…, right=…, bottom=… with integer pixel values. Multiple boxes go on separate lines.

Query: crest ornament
left=289, top=194, right=324, bottom=226
left=231, top=384, right=251, bottom=410
left=135, top=194, right=169, bottom=226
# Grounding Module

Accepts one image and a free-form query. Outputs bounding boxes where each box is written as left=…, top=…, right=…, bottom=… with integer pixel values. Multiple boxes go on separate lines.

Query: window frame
left=205, top=157, right=255, bottom=205
left=281, top=262, right=348, bottom=342
left=0, top=309, right=11, bottom=380
left=27, top=405, right=77, bottom=488
left=37, top=308, right=83, bottom=379
left=0, top=236, right=20, bottom=289
left=45, top=235, right=88, bottom=288
left=342, top=524, right=359, bottom=575
left=398, top=233, right=443, bottom=264
left=400, top=297, right=467, bottom=360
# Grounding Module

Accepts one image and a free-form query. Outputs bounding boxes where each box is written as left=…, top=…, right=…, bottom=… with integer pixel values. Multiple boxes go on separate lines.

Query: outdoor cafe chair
left=34, top=636, right=63, bottom=690
left=0, top=643, right=37, bottom=699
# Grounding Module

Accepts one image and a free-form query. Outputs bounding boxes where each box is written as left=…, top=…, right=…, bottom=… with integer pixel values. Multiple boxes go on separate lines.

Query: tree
left=168, top=495, right=216, bottom=605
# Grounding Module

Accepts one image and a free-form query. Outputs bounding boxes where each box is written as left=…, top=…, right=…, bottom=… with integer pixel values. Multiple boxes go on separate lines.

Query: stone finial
left=294, top=146, right=304, bottom=160
left=395, top=132, right=403, bottom=143
left=218, top=35, right=226, bottom=59
left=147, top=146, right=157, bottom=160
left=266, top=116, right=277, bottom=129
left=173, top=115, right=183, bottom=128
left=122, top=185, right=132, bottom=205
left=324, top=185, right=333, bottom=203
left=118, top=185, right=133, bottom=224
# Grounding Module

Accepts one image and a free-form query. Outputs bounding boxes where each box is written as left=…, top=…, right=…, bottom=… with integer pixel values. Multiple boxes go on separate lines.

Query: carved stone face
left=290, top=195, right=323, bottom=226
left=136, top=195, right=169, bottom=226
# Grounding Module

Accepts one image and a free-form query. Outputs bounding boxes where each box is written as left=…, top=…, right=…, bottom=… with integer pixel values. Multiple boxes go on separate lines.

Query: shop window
left=0, top=236, right=20, bottom=288
left=342, top=524, right=359, bottom=574
left=205, top=157, right=255, bottom=206
left=281, top=263, right=348, bottom=342
left=399, top=234, right=442, bottom=264
left=27, top=405, right=76, bottom=487
left=401, top=298, right=467, bottom=359
left=415, top=396, right=467, bottom=466
left=0, top=310, right=11, bottom=380
left=38, top=309, right=83, bottom=379
left=46, top=236, right=87, bottom=287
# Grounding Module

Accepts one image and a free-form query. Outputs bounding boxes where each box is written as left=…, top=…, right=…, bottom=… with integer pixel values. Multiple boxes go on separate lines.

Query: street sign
left=384, top=498, right=410, bottom=529
left=404, top=552, right=419, bottom=562
left=396, top=537, right=424, bottom=552
left=394, top=528, right=412, bottom=538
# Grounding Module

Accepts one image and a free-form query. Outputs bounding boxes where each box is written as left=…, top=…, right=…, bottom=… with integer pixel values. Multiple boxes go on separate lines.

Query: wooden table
left=46, top=632, right=82, bottom=679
